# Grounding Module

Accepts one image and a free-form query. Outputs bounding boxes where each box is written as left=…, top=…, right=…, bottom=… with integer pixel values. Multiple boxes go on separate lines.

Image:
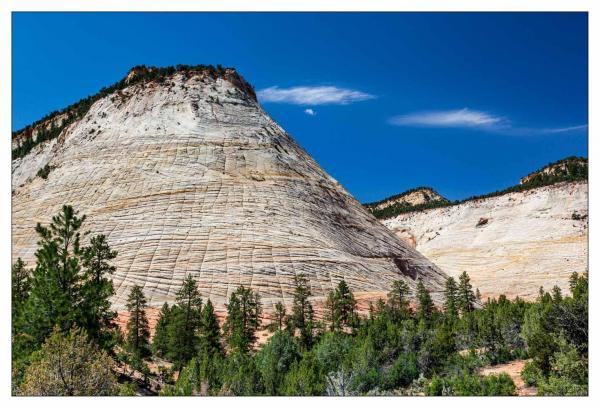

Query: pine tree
left=552, top=286, right=563, bottom=303
left=80, top=235, right=118, bottom=349
left=170, top=275, right=203, bottom=366
left=12, top=258, right=31, bottom=307
left=289, top=274, right=315, bottom=348
left=224, top=286, right=262, bottom=353
left=152, top=302, right=172, bottom=357
left=387, top=280, right=411, bottom=322
left=325, top=291, right=337, bottom=331
left=125, top=285, right=150, bottom=360
left=23, top=205, right=86, bottom=344
left=457, top=271, right=476, bottom=315
left=416, top=280, right=433, bottom=321
left=270, top=302, right=287, bottom=332
left=199, top=299, right=222, bottom=356
left=444, top=276, right=459, bottom=319
left=336, top=280, right=357, bottom=329
left=326, top=280, right=357, bottom=331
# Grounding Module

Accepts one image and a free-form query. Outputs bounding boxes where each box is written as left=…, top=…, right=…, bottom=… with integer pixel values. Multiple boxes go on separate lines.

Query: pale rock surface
left=367, top=187, right=444, bottom=212
left=383, top=182, right=588, bottom=299
left=12, top=70, right=447, bottom=312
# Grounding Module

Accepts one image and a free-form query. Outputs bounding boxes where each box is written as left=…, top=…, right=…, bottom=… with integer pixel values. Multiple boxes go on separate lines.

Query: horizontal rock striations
left=12, top=67, right=447, bottom=311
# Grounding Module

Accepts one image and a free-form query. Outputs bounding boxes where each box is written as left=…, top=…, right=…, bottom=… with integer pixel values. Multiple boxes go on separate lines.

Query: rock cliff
left=382, top=181, right=588, bottom=299
left=12, top=66, right=447, bottom=311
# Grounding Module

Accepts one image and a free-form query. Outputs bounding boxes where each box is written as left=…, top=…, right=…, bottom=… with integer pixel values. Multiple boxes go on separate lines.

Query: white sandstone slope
left=12, top=67, right=447, bottom=311
left=382, top=181, right=588, bottom=299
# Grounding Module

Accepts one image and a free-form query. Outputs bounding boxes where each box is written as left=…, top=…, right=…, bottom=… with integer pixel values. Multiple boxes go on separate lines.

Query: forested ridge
left=367, top=156, right=588, bottom=220
left=12, top=206, right=588, bottom=396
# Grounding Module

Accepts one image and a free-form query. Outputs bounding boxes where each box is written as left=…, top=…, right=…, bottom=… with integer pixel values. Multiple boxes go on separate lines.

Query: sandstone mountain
left=519, top=156, right=587, bottom=185
left=11, top=65, right=447, bottom=312
left=365, top=187, right=447, bottom=217
left=378, top=168, right=588, bottom=300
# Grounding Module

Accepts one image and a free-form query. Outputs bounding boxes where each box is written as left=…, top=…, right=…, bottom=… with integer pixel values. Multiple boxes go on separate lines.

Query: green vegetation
left=12, top=206, right=588, bottom=396
left=367, top=156, right=588, bottom=219
left=12, top=64, right=254, bottom=161
left=19, top=327, right=118, bottom=396
left=125, top=285, right=151, bottom=361
left=153, top=270, right=587, bottom=396
left=36, top=164, right=53, bottom=180
left=364, top=186, right=448, bottom=211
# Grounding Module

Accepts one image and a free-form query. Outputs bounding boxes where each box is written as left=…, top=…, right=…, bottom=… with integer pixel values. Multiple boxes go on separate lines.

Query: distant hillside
left=383, top=180, right=588, bottom=300
left=367, top=156, right=588, bottom=220
left=519, top=156, right=588, bottom=185
left=364, top=187, right=448, bottom=215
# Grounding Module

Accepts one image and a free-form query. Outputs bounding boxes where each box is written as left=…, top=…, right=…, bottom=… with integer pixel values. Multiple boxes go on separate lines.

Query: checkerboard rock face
left=12, top=70, right=447, bottom=312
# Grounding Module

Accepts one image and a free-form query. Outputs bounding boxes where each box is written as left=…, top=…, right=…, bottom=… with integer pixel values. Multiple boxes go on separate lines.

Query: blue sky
left=12, top=12, right=588, bottom=202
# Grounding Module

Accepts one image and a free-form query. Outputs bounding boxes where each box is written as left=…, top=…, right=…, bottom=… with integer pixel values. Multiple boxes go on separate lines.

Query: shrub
left=521, top=361, right=542, bottom=386
left=36, top=164, right=52, bottom=180
left=19, top=327, right=118, bottom=396
left=426, top=373, right=516, bottom=396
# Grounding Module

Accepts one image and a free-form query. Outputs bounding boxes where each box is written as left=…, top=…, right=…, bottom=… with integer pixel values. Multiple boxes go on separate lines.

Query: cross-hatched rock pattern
left=12, top=70, right=447, bottom=311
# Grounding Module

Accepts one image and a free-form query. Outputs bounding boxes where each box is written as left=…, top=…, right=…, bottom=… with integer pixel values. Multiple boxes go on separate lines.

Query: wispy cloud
left=304, top=108, right=317, bottom=116
left=538, top=124, right=588, bottom=134
left=389, top=108, right=505, bottom=128
left=389, top=108, right=587, bottom=135
left=258, top=86, right=376, bottom=105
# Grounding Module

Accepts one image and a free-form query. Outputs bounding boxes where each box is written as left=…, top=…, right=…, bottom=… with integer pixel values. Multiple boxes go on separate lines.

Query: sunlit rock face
left=383, top=181, right=588, bottom=300
left=12, top=69, right=447, bottom=311
left=366, top=187, right=446, bottom=212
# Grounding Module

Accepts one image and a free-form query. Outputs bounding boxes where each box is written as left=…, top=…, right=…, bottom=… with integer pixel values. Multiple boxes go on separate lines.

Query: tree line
left=12, top=206, right=588, bottom=396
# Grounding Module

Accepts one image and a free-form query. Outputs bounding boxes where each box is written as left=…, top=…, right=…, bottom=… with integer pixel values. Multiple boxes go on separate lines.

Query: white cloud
left=539, top=124, right=588, bottom=134
left=257, top=86, right=376, bottom=105
left=304, top=108, right=317, bottom=116
left=389, top=108, right=587, bottom=136
left=389, top=108, right=504, bottom=128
